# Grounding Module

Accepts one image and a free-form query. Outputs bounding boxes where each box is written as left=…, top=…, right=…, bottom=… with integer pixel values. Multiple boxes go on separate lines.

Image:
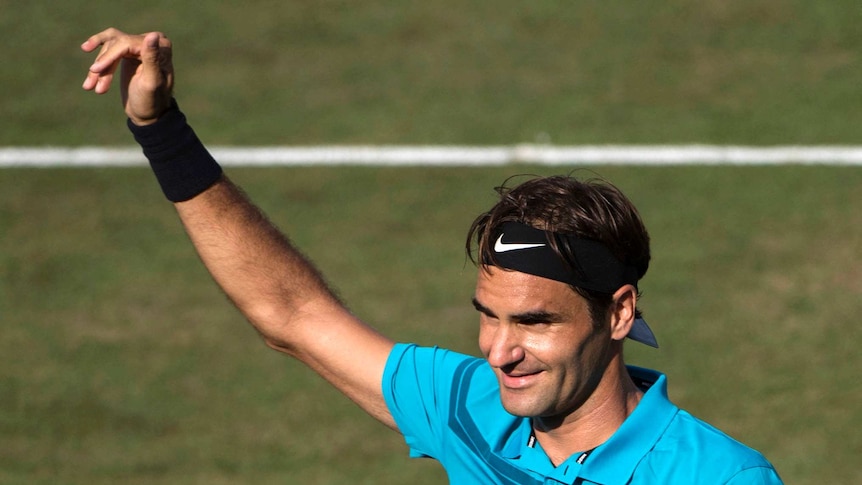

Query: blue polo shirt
left=383, top=343, right=783, bottom=484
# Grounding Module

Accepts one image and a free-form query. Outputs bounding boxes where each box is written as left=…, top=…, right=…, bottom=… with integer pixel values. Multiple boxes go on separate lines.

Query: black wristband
left=128, top=99, right=223, bottom=202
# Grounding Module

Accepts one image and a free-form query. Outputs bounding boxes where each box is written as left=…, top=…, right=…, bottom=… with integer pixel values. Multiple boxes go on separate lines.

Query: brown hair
left=466, top=174, right=651, bottom=324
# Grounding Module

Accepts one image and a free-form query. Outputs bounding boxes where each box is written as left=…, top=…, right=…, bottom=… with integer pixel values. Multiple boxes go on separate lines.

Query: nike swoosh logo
left=494, top=234, right=547, bottom=253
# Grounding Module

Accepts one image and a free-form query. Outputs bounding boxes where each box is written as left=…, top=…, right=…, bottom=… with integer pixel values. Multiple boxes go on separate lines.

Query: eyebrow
left=471, top=297, right=565, bottom=324
left=472, top=297, right=494, bottom=317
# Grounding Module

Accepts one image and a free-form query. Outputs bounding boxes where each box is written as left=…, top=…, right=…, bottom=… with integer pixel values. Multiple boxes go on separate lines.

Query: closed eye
left=513, top=311, right=558, bottom=326
left=473, top=296, right=563, bottom=326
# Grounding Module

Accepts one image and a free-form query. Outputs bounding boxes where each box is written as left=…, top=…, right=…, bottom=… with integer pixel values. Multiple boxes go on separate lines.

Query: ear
left=609, top=285, right=637, bottom=342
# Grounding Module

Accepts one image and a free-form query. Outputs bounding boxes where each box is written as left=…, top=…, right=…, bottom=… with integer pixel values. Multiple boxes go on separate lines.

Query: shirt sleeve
left=382, top=343, right=480, bottom=460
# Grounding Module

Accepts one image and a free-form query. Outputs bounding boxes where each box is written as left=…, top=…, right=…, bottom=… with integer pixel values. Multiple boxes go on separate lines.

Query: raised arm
left=173, top=177, right=397, bottom=428
left=82, top=28, right=397, bottom=428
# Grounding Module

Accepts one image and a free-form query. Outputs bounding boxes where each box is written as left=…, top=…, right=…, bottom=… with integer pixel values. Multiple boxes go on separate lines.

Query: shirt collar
left=578, top=366, right=679, bottom=484
left=502, top=421, right=575, bottom=481
left=500, top=366, right=679, bottom=484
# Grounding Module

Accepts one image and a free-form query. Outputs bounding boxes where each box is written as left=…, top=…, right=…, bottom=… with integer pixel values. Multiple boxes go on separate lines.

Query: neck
left=532, top=359, right=643, bottom=466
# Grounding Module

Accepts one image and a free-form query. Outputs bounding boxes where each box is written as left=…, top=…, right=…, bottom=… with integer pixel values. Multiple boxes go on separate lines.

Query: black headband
left=489, top=221, right=639, bottom=293
left=486, top=221, right=658, bottom=347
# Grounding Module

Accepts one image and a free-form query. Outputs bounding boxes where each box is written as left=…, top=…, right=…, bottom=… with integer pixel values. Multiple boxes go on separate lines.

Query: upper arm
left=263, top=297, right=398, bottom=430
left=174, top=180, right=399, bottom=429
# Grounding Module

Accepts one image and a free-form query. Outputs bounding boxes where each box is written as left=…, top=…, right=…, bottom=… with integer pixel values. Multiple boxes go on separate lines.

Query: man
left=81, top=28, right=783, bottom=484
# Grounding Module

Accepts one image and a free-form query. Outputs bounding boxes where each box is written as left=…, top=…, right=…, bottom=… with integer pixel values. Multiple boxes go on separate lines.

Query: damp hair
left=466, top=174, right=651, bottom=326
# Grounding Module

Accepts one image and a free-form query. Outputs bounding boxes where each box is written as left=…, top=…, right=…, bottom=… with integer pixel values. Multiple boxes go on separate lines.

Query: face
left=474, top=266, right=615, bottom=421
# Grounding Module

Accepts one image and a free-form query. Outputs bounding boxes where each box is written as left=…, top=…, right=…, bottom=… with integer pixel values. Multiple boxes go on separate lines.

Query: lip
left=500, top=370, right=543, bottom=389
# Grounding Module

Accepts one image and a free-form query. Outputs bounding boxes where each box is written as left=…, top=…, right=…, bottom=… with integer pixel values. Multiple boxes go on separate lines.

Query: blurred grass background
left=3, top=0, right=862, bottom=145
left=2, top=1, right=861, bottom=484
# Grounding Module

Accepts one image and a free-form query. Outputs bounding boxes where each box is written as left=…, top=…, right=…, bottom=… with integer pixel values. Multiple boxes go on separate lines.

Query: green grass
left=2, top=1, right=862, bottom=482
left=3, top=1, right=862, bottom=145
left=1, top=166, right=861, bottom=484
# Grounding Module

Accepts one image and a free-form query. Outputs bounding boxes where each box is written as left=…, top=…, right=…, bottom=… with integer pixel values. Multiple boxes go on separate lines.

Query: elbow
left=262, top=335, right=295, bottom=355
left=227, top=271, right=343, bottom=356
left=242, top=297, right=332, bottom=358
left=241, top=302, right=299, bottom=354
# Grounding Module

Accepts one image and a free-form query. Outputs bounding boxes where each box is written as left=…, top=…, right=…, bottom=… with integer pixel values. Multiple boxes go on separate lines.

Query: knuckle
left=157, top=32, right=172, bottom=47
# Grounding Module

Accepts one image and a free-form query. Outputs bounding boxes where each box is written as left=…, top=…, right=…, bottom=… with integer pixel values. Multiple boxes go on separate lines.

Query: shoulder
left=666, top=409, right=770, bottom=462
left=383, top=343, right=500, bottom=407
left=384, top=344, right=488, bottom=384
left=382, top=344, right=521, bottom=461
left=623, top=367, right=782, bottom=483
left=652, top=409, right=782, bottom=483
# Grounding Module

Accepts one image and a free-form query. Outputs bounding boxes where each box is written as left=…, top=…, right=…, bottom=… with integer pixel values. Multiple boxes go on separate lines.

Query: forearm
left=175, top=176, right=397, bottom=426
left=174, top=176, right=340, bottom=347
left=127, top=101, right=341, bottom=349
left=84, top=29, right=396, bottom=428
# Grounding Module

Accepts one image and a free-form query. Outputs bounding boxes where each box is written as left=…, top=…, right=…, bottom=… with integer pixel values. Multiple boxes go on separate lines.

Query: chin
left=499, top=394, right=546, bottom=418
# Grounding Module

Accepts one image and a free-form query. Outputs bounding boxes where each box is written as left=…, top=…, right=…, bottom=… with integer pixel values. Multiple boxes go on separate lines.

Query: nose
left=483, top=324, right=525, bottom=370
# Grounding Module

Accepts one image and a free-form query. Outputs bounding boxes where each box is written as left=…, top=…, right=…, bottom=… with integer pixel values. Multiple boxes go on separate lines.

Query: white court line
left=2, top=145, right=862, bottom=167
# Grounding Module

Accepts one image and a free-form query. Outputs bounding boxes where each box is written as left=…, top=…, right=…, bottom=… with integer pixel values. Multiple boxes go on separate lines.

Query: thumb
left=139, top=32, right=163, bottom=80
left=122, top=31, right=174, bottom=124
left=136, top=31, right=174, bottom=98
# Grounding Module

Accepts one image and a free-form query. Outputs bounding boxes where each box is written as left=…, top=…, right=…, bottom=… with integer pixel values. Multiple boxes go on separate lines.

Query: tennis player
left=82, top=28, right=783, bottom=484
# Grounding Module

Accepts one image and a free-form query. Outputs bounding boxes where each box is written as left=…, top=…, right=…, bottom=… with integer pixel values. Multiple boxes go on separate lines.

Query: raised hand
left=81, top=28, right=174, bottom=126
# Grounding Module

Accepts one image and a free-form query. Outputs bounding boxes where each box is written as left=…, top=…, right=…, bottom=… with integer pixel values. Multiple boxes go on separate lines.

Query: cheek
left=528, top=327, right=594, bottom=367
left=571, top=329, right=614, bottom=375
left=523, top=334, right=566, bottom=365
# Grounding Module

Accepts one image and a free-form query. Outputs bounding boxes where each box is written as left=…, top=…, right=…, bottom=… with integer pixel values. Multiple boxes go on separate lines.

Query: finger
left=82, top=70, right=102, bottom=91
left=130, top=32, right=172, bottom=96
left=80, top=36, right=102, bottom=53
left=83, top=48, right=122, bottom=94
left=81, top=28, right=129, bottom=65
left=82, top=59, right=119, bottom=93
left=95, top=71, right=117, bottom=94
left=138, top=32, right=162, bottom=83
left=83, top=42, right=114, bottom=91
left=89, top=44, right=131, bottom=75
left=80, top=28, right=118, bottom=53
left=87, top=33, right=146, bottom=76
left=82, top=29, right=138, bottom=94
left=82, top=69, right=117, bottom=94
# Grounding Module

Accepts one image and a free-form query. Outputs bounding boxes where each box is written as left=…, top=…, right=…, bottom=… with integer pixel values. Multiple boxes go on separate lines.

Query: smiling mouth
left=500, top=370, right=543, bottom=389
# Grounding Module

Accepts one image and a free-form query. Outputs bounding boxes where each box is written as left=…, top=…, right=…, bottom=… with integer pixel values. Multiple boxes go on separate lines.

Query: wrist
left=128, top=99, right=223, bottom=202
left=128, top=97, right=175, bottom=127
